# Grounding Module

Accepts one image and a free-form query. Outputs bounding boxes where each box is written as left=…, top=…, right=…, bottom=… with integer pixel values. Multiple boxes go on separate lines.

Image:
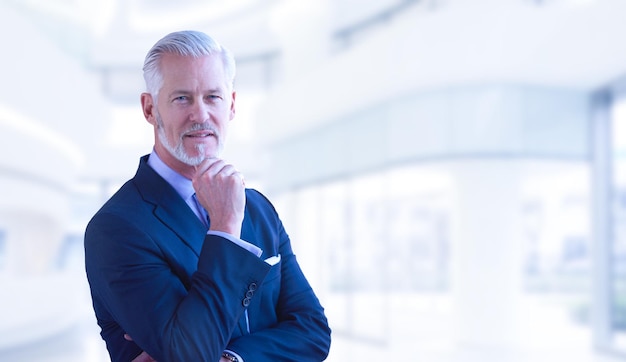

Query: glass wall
left=610, top=98, right=626, bottom=351
left=273, top=164, right=454, bottom=347
left=272, top=157, right=593, bottom=359
left=0, top=230, right=5, bottom=270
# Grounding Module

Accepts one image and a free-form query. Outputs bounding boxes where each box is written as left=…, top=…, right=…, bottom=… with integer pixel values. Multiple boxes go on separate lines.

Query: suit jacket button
left=243, top=297, right=251, bottom=307
left=248, top=282, right=257, bottom=291
left=246, top=290, right=254, bottom=298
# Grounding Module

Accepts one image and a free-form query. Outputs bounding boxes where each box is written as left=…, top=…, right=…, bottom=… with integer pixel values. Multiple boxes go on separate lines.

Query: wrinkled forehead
left=159, top=53, right=232, bottom=90
left=157, top=53, right=232, bottom=96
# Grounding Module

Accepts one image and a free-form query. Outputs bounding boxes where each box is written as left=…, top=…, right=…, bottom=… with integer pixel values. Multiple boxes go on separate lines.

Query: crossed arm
left=85, top=198, right=330, bottom=361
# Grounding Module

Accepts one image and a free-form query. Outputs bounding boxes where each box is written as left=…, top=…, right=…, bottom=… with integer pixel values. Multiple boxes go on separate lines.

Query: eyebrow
left=169, top=88, right=225, bottom=97
left=168, top=90, right=189, bottom=98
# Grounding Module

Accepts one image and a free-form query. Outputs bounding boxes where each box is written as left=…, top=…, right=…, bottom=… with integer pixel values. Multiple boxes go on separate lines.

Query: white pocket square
left=264, top=254, right=281, bottom=266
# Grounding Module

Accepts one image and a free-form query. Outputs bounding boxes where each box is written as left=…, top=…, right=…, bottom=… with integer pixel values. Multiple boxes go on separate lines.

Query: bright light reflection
left=106, top=106, right=152, bottom=147
left=0, top=104, right=85, bottom=167
left=128, top=0, right=257, bottom=32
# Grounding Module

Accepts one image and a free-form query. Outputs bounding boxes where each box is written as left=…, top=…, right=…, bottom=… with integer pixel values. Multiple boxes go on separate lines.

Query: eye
left=172, top=95, right=189, bottom=103
left=206, top=95, right=222, bottom=102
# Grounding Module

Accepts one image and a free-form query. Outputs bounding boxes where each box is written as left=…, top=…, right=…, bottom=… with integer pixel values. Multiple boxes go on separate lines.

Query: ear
left=141, top=93, right=157, bottom=126
left=229, top=91, right=236, bottom=121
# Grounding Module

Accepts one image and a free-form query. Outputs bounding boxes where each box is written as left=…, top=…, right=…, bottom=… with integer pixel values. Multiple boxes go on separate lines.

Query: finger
left=193, top=157, right=220, bottom=175
left=204, top=159, right=232, bottom=178
left=192, top=158, right=224, bottom=190
left=219, top=164, right=239, bottom=177
left=124, top=334, right=133, bottom=341
left=234, top=171, right=245, bottom=186
left=131, top=351, right=155, bottom=362
left=219, top=168, right=244, bottom=187
left=204, top=162, right=239, bottom=180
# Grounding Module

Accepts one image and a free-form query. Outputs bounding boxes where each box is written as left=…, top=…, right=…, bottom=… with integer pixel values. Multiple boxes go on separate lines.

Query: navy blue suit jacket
left=85, top=155, right=331, bottom=361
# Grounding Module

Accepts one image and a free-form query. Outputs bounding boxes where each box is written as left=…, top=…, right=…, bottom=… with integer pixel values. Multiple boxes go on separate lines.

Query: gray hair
left=142, top=30, right=236, bottom=101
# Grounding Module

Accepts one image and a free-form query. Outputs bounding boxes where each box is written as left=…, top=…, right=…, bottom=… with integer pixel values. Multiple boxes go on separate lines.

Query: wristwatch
left=222, top=351, right=239, bottom=362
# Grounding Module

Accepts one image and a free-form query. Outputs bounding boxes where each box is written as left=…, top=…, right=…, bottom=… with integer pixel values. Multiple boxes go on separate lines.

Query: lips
left=184, top=130, right=215, bottom=138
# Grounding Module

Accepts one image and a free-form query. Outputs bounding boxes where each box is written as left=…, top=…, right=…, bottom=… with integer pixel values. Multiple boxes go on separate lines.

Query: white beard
left=155, top=111, right=221, bottom=166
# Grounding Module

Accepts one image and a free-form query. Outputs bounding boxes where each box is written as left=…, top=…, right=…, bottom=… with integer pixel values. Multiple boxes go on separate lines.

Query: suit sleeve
left=85, top=212, right=271, bottom=362
left=226, top=192, right=332, bottom=362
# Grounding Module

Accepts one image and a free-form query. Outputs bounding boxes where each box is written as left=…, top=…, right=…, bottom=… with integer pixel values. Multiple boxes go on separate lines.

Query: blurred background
left=0, top=0, right=625, bottom=361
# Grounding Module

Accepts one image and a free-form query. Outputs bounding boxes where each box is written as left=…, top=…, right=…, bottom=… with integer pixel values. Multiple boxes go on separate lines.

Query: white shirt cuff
left=207, top=230, right=263, bottom=257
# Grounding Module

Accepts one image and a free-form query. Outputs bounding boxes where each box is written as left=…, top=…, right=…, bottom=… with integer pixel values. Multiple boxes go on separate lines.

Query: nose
left=189, top=99, right=210, bottom=123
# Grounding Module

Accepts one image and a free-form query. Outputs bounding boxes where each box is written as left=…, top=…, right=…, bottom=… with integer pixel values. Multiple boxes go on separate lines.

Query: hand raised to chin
left=192, top=158, right=246, bottom=238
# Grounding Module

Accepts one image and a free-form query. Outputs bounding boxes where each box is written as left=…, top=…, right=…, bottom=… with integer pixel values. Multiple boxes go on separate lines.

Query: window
left=0, top=229, right=5, bottom=270
left=610, top=98, right=626, bottom=351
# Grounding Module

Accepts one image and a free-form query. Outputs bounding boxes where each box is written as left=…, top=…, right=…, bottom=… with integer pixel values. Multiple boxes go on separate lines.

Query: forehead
left=159, top=53, right=229, bottom=90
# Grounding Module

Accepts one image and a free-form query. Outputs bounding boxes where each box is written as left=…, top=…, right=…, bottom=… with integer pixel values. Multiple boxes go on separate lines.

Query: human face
left=142, top=53, right=236, bottom=172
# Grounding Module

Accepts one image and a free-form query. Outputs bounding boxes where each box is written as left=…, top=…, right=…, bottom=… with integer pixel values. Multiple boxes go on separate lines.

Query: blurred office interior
left=0, top=0, right=625, bottom=361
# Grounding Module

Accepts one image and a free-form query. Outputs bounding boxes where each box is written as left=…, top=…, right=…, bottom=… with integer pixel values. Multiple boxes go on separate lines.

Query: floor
left=0, top=273, right=624, bottom=362
left=0, top=318, right=623, bottom=362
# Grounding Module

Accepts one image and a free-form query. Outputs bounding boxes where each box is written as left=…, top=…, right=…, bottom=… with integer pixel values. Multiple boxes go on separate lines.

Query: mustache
left=182, top=123, right=219, bottom=138
left=155, top=112, right=219, bottom=139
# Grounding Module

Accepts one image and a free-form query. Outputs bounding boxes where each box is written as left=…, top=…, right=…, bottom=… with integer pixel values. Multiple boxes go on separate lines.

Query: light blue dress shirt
left=147, top=150, right=263, bottom=257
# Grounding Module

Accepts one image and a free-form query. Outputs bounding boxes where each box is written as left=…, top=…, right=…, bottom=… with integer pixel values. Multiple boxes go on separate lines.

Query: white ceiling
left=260, top=0, right=626, bottom=142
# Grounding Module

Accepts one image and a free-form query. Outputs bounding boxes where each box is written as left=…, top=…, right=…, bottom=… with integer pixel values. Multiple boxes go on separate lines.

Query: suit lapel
left=133, top=155, right=206, bottom=257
